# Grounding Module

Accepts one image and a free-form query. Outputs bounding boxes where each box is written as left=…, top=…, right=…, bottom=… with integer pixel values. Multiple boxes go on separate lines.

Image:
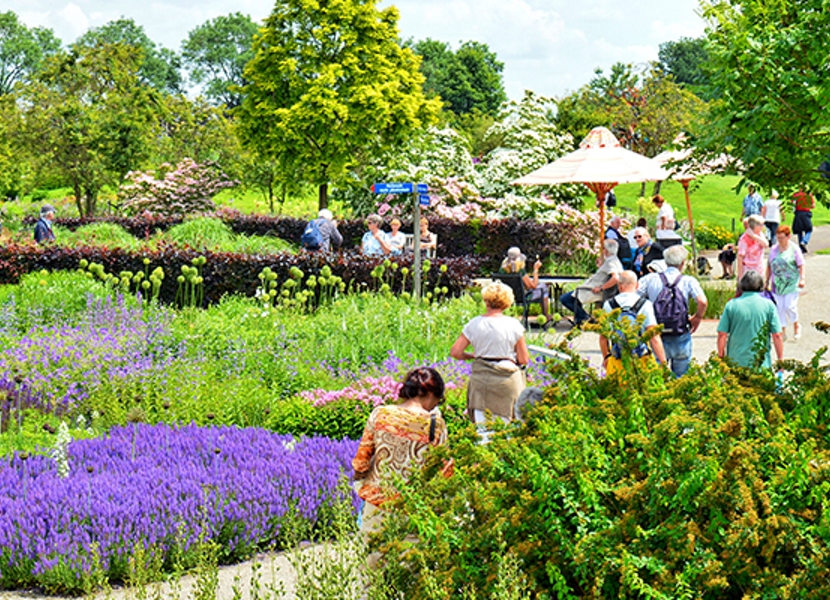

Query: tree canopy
left=0, top=11, right=61, bottom=95
left=181, top=13, right=259, bottom=109
left=557, top=62, right=706, bottom=158
left=698, top=0, right=830, bottom=199
left=75, top=18, right=182, bottom=94
left=413, top=38, right=506, bottom=117
left=658, top=37, right=709, bottom=89
left=237, top=0, right=441, bottom=210
left=19, top=44, right=160, bottom=216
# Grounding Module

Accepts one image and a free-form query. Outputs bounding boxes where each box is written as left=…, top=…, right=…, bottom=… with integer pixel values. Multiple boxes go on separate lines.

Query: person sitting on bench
left=499, top=247, right=551, bottom=323
left=560, top=239, right=623, bottom=326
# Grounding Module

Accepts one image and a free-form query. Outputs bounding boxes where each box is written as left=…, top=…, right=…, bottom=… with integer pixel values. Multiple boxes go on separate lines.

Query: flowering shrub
left=120, top=159, right=237, bottom=217
left=0, top=424, right=357, bottom=593
left=696, top=222, right=737, bottom=249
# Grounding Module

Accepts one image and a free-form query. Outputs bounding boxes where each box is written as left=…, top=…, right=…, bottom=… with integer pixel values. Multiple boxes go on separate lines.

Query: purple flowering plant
left=0, top=423, right=357, bottom=593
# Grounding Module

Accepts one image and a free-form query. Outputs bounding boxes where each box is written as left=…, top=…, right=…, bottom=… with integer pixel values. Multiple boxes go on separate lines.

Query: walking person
left=34, top=204, right=56, bottom=244
left=637, top=245, right=708, bottom=377
left=792, top=189, right=815, bottom=253
left=653, top=195, right=682, bottom=248
left=450, top=280, right=528, bottom=425
left=741, top=184, right=763, bottom=219
left=766, top=225, right=805, bottom=341
left=352, top=367, right=448, bottom=534
left=300, top=208, right=342, bottom=252
left=737, top=215, right=769, bottom=282
left=762, top=190, right=783, bottom=242
left=717, top=270, right=784, bottom=370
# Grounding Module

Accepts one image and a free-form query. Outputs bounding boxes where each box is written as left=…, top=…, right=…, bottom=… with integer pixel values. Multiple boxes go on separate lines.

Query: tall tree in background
left=700, top=0, right=830, bottom=199
left=19, top=44, right=160, bottom=216
left=75, top=18, right=182, bottom=94
left=413, top=38, right=506, bottom=117
left=556, top=62, right=705, bottom=158
left=182, top=13, right=259, bottom=109
left=0, top=11, right=61, bottom=95
left=237, top=0, right=440, bottom=210
left=658, top=37, right=710, bottom=89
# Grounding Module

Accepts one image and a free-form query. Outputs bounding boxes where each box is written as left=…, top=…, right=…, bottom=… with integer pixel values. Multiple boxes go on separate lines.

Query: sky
left=5, top=0, right=707, bottom=99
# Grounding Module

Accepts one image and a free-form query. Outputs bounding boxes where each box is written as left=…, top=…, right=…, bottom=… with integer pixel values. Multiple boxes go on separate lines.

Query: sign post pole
left=413, top=188, right=421, bottom=300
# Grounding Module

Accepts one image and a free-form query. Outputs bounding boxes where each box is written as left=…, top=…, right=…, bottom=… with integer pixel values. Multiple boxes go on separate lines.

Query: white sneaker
left=794, top=331, right=801, bottom=340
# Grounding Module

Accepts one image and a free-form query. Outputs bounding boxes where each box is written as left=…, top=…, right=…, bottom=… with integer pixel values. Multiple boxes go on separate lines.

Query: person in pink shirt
left=737, top=214, right=769, bottom=282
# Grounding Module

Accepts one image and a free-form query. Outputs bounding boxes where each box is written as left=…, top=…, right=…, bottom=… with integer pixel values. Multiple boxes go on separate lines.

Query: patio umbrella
left=513, top=126, right=669, bottom=252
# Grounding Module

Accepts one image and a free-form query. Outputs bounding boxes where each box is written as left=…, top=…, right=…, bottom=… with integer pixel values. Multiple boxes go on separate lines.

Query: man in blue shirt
left=741, top=184, right=764, bottom=219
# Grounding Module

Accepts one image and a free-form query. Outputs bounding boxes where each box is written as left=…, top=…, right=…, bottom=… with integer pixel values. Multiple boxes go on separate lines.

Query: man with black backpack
left=600, top=270, right=665, bottom=377
left=301, top=209, right=342, bottom=252
left=637, top=245, right=708, bottom=377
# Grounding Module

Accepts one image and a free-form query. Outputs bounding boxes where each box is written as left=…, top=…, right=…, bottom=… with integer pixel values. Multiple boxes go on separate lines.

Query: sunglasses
left=634, top=235, right=643, bottom=239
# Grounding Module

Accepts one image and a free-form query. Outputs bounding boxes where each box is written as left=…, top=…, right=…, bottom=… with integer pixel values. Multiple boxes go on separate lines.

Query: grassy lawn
left=609, top=175, right=830, bottom=233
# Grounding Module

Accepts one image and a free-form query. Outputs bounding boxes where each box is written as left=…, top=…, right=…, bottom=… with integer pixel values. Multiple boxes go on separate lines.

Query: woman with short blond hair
left=450, top=281, right=528, bottom=424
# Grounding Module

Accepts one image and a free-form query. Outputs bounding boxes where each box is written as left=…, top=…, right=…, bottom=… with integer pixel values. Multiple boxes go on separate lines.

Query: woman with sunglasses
left=631, top=227, right=664, bottom=278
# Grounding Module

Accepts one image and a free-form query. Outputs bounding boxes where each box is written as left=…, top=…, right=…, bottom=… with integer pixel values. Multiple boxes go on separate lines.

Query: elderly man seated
left=560, top=238, right=623, bottom=326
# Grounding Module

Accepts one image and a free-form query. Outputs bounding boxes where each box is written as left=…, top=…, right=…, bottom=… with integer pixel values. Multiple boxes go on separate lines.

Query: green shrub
left=375, top=339, right=830, bottom=598
left=164, top=217, right=236, bottom=249
left=696, top=222, right=737, bottom=249
left=60, top=222, right=141, bottom=250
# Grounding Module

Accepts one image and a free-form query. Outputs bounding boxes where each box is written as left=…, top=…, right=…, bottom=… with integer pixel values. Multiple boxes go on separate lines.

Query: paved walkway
left=549, top=225, right=830, bottom=369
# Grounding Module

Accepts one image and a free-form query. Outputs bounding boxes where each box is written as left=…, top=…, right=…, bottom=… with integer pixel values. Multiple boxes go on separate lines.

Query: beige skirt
left=466, top=359, right=526, bottom=422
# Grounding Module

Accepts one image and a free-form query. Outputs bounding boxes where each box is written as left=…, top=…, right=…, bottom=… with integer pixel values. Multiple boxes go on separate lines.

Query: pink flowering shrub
left=120, top=158, right=237, bottom=217
left=299, top=376, right=402, bottom=408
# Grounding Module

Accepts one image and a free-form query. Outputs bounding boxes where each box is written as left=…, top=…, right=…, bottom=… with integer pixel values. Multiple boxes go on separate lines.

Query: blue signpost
left=372, top=182, right=429, bottom=299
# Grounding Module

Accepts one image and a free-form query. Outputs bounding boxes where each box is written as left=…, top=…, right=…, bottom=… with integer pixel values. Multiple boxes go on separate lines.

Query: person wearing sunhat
left=499, top=246, right=551, bottom=322
left=34, top=204, right=56, bottom=244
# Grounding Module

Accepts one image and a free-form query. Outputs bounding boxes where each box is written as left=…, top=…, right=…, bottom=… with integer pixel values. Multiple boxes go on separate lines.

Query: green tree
left=0, top=11, right=61, bottom=95
left=658, top=36, right=710, bottom=89
left=237, top=0, right=441, bottom=210
left=75, top=18, right=181, bottom=93
left=699, top=0, right=830, bottom=199
left=181, top=13, right=259, bottom=109
left=557, top=62, right=705, bottom=158
left=413, top=38, right=506, bottom=117
left=19, top=43, right=160, bottom=216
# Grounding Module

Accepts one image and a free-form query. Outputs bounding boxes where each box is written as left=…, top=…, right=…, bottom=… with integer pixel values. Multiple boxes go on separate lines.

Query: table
left=538, top=275, right=585, bottom=314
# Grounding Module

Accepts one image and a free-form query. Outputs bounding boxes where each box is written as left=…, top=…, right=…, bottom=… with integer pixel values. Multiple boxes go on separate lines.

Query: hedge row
left=26, top=211, right=589, bottom=272
left=0, top=243, right=484, bottom=306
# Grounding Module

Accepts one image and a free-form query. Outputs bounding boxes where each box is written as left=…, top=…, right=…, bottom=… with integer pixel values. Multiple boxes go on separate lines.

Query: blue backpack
left=608, top=295, right=649, bottom=359
left=301, top=219, right=324, bottom=250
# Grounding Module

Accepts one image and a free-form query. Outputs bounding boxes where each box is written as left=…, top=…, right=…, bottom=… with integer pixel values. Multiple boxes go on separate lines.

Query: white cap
left=318, top=209, right=333, bottom=220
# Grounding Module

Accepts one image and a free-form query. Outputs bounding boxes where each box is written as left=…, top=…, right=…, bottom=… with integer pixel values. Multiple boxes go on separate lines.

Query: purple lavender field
left=0, top=423, right=358, bottom=592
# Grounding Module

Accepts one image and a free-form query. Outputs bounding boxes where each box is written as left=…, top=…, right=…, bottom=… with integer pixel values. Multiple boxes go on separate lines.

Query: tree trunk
left=73, top=183, right=84, bottom=217
left=639, top=182, right=647, bottom=198
left=653, top=181, right=662, bottom=195
left=318, top=182, right=328, bottom=211
left=84, top=188, right=97, bottom=217
left=267, top=178, right=275, bottom=214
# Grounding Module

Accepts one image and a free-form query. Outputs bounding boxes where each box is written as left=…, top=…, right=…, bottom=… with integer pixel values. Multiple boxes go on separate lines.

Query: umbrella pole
left=681, top=179, right=698, bottom=265
left=597, top=191, right=606, bottom=256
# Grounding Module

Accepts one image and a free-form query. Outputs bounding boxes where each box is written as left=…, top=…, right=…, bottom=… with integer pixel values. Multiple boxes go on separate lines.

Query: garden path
left=558, top=224, right=830, bottom=369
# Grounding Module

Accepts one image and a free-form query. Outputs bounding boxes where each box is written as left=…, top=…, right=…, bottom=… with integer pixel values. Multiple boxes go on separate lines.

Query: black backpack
left=300, top=219, right=324, bottom=250
left=653, top=272, right=690, bottom=336
left=607, top=228, right=632, bottom=268
left=608, top=295, right=649, bottom=359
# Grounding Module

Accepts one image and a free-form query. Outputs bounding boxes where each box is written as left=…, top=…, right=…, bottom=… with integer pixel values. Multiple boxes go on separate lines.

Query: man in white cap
left=34, top=204, right=56, bottom=244
left=302, top=208, right=342, bottom=252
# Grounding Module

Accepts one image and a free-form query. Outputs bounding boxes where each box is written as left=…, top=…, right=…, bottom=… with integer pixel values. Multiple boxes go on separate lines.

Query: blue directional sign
left=372, top=182, right=413, bottom=194
left=416, top=183, right=429, bottom=193
left=419, top=194, right=431, bottom=206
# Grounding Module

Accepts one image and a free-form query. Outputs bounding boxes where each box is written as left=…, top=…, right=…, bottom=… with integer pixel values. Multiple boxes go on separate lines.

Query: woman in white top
left=652, top=195, right=682, bottom=247
left=388, top=218, right=406, bottom=254
left=761, top=190, right=784, bottom=242
left=450, top=281, right=528, bottom=424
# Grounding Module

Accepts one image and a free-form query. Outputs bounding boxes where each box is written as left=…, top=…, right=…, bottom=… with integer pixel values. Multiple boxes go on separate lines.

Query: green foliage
left=658, top=36, right=710, bottom=90
left=699, top=0, right=830, bottom=201
left=413, top=38, right=506, bottom=117
left=181, top=12, right=258, bottom=109
left=237, top=0, right=441, bottom=209
left=0, top=11, right=61, bottom=95
left=695, top=222, right=736, bottom=249
left=376, top=342, right=830, bottom=598
left=74, top=17, right=182, bottom=94
left=18, top=43, right=160, bottom=216
left=556, top=62, right=706, bottom=159
left=59, top=222, right=142, bottom=250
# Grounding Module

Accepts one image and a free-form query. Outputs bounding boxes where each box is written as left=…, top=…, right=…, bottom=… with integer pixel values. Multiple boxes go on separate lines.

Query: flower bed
left=0, top=423, right=357, bottom=593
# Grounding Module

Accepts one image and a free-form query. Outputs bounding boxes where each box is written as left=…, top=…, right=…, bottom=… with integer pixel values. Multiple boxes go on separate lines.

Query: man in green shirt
left=717, top=270, right=784, bottom=369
